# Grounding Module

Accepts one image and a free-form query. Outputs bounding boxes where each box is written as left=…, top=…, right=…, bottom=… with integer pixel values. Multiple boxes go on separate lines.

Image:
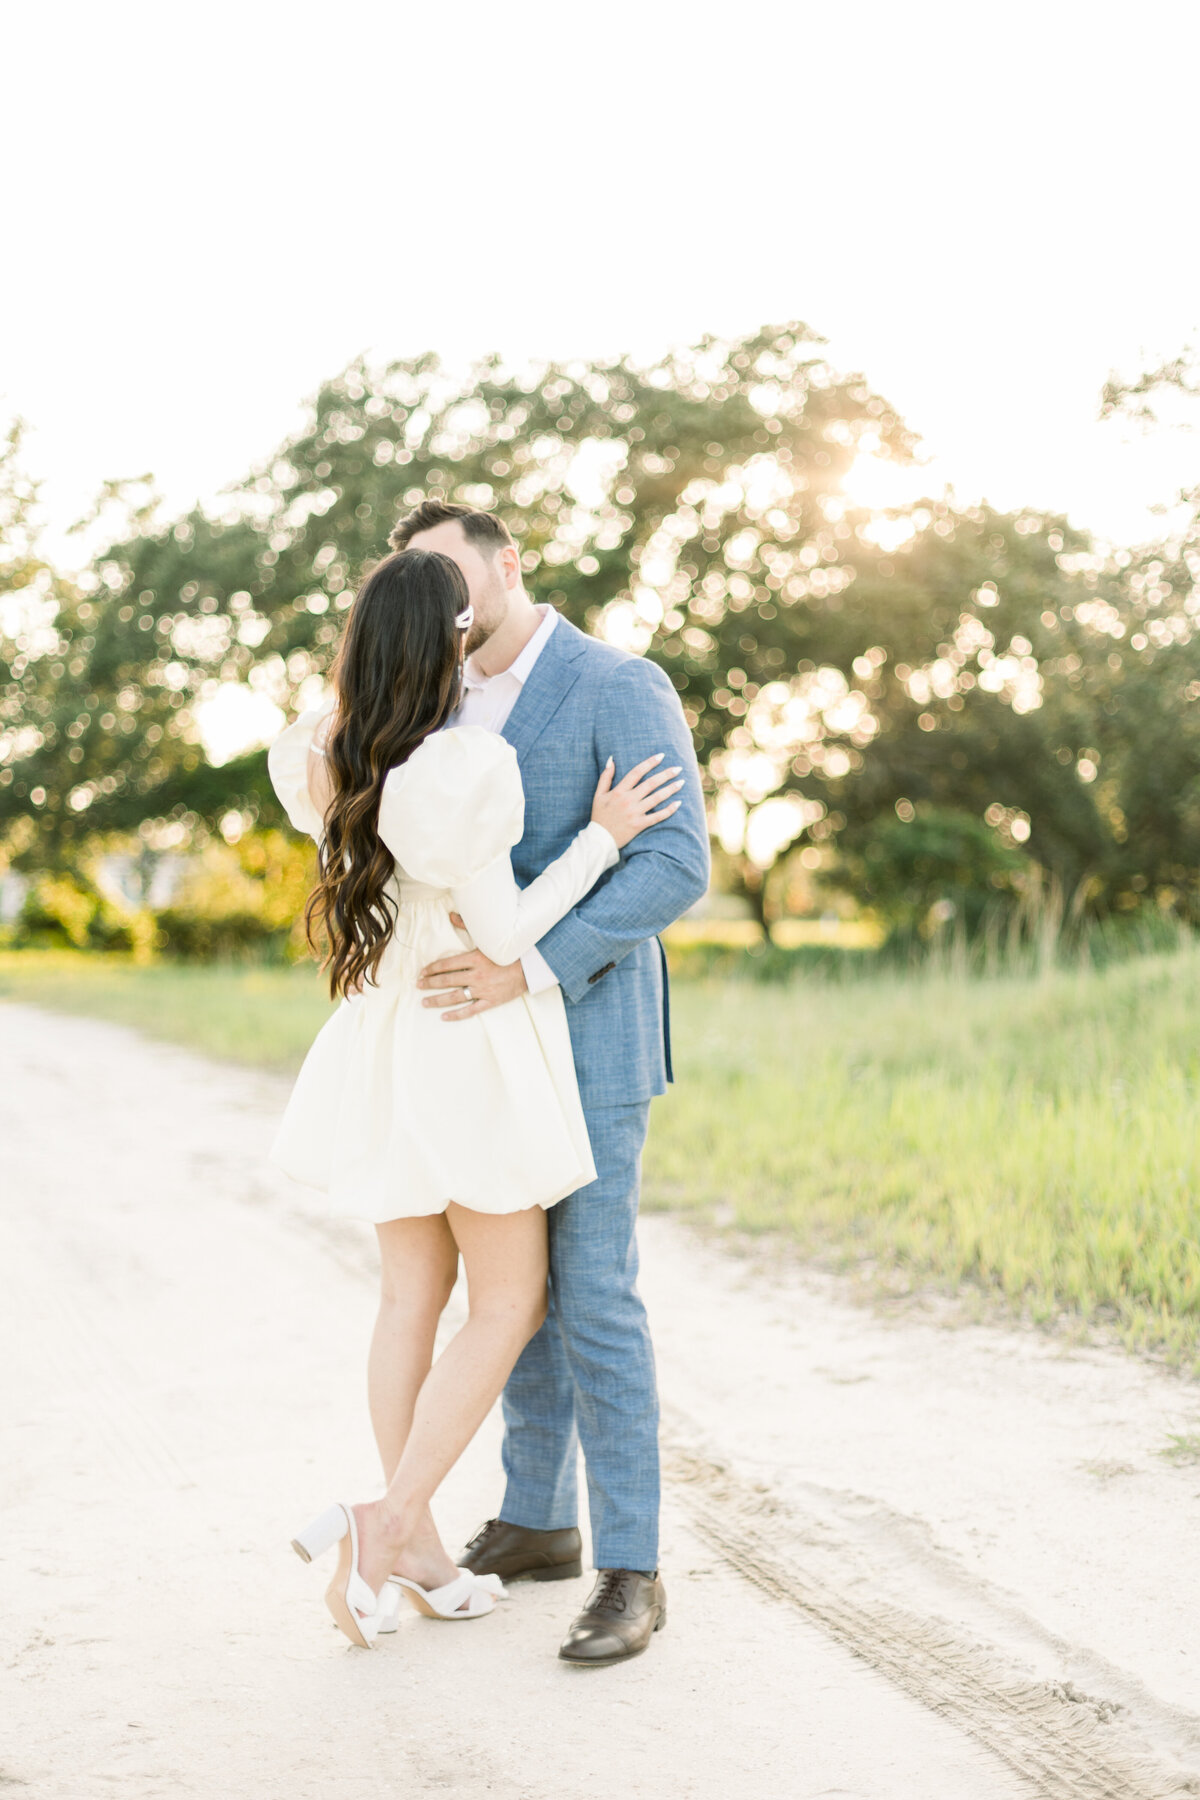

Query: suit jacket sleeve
left=534, top=656, right=711, bottom=1003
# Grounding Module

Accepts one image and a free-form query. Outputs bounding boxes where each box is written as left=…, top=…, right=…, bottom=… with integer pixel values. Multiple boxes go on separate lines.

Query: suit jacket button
left=587, top=962, right=616, bottom=984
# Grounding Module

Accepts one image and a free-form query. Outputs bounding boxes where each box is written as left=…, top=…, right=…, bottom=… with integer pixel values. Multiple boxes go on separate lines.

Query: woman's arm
left=305, top=735, right=335, bottom=824
left=450, top=823, right=619, bottom=965
left=447, top=749, right=684, bottom=965
left=267, top=699, right=336, bottom=842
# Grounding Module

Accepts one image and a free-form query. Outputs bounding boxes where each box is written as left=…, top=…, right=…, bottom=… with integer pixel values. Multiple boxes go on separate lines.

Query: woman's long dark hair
left=306, top=548, right=468, bottom=999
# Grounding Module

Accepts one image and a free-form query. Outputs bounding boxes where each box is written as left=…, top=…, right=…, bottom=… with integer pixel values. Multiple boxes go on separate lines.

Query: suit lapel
left=501, top=614, right=588, bottom=762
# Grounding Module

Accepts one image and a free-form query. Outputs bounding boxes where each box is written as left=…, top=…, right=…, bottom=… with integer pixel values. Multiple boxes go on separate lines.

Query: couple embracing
left=268, top=500, right=709, bottom=1667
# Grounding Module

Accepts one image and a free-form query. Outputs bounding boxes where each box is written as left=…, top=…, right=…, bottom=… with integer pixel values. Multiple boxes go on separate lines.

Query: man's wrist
left=520, top=945, right=559, bottom=995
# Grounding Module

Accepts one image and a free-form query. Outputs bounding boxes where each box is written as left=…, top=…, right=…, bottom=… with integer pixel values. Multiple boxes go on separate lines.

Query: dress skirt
left=270, top=882, right=597, bottom=1223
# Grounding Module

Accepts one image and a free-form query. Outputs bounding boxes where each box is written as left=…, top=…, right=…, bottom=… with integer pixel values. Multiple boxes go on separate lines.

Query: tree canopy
left=3, top=323, right=1200, bottom=940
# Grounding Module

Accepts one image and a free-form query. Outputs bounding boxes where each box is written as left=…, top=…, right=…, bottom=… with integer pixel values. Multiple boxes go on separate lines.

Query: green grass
left=4, top=945, right=1200, bottom=1366
left=0, top=952, right=334, bottom=1070
left=646, top=954, right=1200, bottom=1365
left=1158, top=1433, right=1200, bottom=1465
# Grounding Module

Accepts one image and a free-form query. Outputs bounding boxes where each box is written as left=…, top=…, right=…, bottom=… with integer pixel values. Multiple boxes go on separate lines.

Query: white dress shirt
left=451, top=605, right=561, bottom=993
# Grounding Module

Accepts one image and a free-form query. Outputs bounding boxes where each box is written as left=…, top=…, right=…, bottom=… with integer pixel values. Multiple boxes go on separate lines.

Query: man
left=391, top=499, right=709, bottom=1666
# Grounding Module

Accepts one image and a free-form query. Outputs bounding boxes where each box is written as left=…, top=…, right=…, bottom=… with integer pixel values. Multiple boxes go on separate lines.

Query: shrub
left=151, top=828, right=315, bottom=962
left=153, top=907, right=291, bottom=961
left=830, top=807, right=1024, bottom=939
left=15, top=874, right=98, bottom=949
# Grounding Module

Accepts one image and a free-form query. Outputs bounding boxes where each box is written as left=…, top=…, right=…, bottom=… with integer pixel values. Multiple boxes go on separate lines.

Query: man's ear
left=499, top=543, right=522, bottom=589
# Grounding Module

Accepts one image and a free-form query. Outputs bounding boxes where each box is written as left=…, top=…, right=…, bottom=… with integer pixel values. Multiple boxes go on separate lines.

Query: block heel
left=291, top=1502, right=348, bottom=1564
left=290, top=1499, right=382, bottom=1648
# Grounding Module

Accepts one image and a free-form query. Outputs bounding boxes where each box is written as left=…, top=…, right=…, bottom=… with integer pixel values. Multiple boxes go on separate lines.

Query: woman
left=268, top=547, right=682, bottom=1646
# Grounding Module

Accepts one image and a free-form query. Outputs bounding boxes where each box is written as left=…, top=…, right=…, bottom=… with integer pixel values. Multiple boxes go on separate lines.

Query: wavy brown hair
left=306, top=548, right=468, bottom=998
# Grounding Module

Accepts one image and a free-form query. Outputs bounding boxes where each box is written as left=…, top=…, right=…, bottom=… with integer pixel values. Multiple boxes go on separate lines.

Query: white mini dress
left=267, top=714, right=616, bottom=1223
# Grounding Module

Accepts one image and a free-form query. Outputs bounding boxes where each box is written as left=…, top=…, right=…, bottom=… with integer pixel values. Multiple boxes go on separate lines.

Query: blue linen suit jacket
left=499, top=616, right=710, bottom=1110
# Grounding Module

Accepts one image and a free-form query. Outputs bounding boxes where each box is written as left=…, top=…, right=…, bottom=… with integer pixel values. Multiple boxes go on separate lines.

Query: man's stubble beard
left=463, top=564, right=512, bottom=658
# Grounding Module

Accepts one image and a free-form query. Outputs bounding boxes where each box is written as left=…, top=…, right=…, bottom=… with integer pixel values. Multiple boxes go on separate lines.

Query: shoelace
left=465, top=1518, right=503, bottom=1552
left=593, top=1569, right=632, bottom=1613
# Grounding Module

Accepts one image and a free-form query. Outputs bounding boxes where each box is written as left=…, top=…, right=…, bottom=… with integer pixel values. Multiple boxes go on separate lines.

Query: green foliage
left=153, top=907, right=287, bottom=961
left=0, top=324, right=915, bottom=865
left=167, top=826, right=314, bottom=931
left=0, top=423, right=104, bottom=866
left=663, top=938, right=868, bottom=983
left=151, top=826, right=315, bottom=961
left=10, top=870, right=148, bottom=954
left=0, top=953, right=334, bottom=1069
left=832, top=806, right=1023, bottom=936
left=4, top=327, right=1200, bottom=942
left=763, top=484, right=1200, bottom=927
left=19, top=871, right=98, bottom=947
left=644, top=953, right=1200, bottom=1368
left=1157, top=1432, right=1200, bottom=1465
left=5, top=824, right=314, bottom=963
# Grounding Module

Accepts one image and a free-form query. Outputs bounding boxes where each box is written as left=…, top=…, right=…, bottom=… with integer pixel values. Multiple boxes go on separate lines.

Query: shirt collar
left=463, top=604, right=558, bottom=691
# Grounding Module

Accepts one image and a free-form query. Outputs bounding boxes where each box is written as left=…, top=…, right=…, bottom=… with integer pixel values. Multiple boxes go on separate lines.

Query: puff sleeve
left=377, top=728, right=525, bottom=887
left=378, top=726, right=619, bottom=965
left=267, top=696, right=335, bottom=841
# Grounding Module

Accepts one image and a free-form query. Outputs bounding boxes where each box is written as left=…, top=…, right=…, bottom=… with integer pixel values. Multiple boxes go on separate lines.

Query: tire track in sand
left=662, top=1411, right=1200, bottom=1800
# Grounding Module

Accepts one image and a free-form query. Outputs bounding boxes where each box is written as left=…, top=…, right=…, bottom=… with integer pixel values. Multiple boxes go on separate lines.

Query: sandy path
left=2, top=1003, right=1199, bottom=1799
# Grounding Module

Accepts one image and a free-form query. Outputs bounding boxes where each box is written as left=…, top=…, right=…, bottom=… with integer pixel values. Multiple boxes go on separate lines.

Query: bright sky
left=5, top=0, right=1199, bottom=570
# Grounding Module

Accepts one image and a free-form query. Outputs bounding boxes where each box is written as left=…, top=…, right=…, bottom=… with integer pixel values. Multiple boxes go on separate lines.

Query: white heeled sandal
left=291, top=1502, right=383, bottom=1648
left=376, top=1580, right=403, bottom=1635
left=388, top=1568, right=508, bottom=1621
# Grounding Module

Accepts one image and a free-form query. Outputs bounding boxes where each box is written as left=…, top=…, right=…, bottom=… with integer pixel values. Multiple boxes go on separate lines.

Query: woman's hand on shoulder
left=590, top=753, right=684, bottom=848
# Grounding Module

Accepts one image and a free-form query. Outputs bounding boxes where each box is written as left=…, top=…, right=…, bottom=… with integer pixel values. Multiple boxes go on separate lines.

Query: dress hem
left=268, top=1149, right=593, bottom=1224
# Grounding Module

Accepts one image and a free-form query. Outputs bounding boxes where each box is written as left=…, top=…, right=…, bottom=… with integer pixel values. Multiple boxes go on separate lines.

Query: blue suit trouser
left=499, top=1100, right=659, bottom=1573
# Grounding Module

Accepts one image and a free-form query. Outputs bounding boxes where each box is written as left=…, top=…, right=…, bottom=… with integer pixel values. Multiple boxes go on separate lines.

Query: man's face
left=407, top=520, right=511, bottom=655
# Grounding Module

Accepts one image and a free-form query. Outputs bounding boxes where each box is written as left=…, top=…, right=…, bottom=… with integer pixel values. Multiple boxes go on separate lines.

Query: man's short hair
left=389, top=498, right=514, bottom=557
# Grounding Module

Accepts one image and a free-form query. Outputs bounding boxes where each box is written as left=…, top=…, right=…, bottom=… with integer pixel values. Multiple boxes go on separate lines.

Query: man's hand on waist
left=418, top=914, right=529, bottom=1020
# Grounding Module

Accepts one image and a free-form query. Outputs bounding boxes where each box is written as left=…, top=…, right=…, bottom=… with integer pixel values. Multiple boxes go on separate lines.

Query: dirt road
left=3, top=1002, right=1200, bottom=1798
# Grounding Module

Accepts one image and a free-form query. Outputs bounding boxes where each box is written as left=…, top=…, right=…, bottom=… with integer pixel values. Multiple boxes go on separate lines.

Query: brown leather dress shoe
left=458, top=1518, right=583, bottom=1583
left=558, top=1569, right=667, bottom=1666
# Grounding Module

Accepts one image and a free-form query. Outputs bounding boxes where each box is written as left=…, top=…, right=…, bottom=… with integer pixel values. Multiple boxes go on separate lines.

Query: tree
left=9, top=327, right=1200, bottom=941
left=809, top=499, right=1200, bottom=925
left=0, top=421, right=101, bottom=871
left=0, top=324, right=916, bottom=895
left=830, top=807, right=1024, bottom=939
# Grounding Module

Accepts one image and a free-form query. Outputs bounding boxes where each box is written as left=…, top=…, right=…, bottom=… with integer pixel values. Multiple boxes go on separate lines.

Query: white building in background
left=0, top=873, right=28, bottom=924
left=94, top=853, right=186, bottom=912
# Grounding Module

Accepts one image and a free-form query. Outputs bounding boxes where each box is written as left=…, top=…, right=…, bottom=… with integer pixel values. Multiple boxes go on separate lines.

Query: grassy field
left=3, top=947, right=1200, bottom=1367
left=0, top=953, right=335, bottom=1070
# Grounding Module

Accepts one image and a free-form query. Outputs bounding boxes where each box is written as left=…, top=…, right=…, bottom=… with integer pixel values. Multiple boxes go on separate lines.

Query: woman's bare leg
left=368, top=1214, right=460, bottom=1583
left=354, top=1201, right=549, bottom=1599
